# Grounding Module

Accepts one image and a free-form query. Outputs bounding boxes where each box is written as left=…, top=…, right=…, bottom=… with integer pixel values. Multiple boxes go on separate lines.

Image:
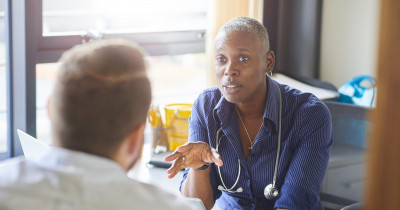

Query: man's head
left=214, top=17, right=275, bottom=104
left=49, top=39, right=151, bottom=166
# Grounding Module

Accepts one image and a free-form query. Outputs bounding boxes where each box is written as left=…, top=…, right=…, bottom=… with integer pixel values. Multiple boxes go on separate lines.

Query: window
left=35, top=0, right=208, bottom=145
left=148, top=53, right=207, bottom=105
left=43, top=0, right=207, bottom=35
left=36, top=54, right=208, bottom=144
left=36, top=63, right=58, bottom=145
left=38, top=0, right=207, bottom=60
left=0, top=0, right=7, bottom=156
left=0, top=67, right=6, bottom=154
left=3, top=0, right=208, bottom=158
left=0, top=65, right=6, bottom=153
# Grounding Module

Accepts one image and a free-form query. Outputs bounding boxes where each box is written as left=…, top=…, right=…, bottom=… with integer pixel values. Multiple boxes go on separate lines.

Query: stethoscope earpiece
left=264, top=184, right=279, bottom=200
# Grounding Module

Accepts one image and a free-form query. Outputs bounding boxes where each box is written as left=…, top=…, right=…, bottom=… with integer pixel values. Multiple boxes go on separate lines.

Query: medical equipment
left=216, top=128, right=243, bottom=193
left=216, top=83, right=282, bottom=200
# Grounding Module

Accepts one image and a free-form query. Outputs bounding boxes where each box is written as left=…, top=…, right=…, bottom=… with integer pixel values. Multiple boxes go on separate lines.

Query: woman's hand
left=164, top=142, right=223, bottom=178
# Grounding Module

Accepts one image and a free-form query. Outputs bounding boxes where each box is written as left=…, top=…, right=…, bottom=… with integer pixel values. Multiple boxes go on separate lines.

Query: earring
left=266, top=71, right=272, bottom=77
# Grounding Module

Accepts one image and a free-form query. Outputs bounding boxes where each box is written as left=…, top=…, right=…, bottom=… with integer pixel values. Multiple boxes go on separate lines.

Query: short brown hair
left=50, top=39, right=151, bottom=158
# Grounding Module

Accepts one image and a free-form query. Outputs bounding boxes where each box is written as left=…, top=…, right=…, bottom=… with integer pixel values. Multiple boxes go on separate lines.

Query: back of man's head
left=49, top=39, right=151, bottom=158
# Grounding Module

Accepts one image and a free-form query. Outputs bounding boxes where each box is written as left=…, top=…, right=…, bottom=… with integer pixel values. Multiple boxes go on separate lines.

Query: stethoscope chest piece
left=264, top=184, right=279, bottom=200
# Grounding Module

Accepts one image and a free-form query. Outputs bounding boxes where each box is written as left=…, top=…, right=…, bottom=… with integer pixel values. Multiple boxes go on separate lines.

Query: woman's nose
left=224, top=61, right=239, bottom=76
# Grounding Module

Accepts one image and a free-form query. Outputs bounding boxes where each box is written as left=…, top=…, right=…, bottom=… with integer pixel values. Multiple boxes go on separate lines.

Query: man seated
left=0, top=39, right=197, bottom=210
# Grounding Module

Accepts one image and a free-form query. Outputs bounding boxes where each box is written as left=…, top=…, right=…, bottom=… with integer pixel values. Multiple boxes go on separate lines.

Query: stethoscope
left=216, top=82, right=282, bottom=200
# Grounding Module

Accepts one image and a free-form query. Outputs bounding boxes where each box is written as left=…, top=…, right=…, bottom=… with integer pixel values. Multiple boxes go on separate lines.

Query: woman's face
left=214, top=30, right=274, bottom=104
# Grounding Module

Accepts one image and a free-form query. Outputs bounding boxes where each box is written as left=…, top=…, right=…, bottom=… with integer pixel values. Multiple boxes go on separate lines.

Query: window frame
left=2, top=0, right=206, bottom=160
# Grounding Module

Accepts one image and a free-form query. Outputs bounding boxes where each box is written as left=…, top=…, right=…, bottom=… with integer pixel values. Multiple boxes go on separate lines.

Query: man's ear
left=125, top=122, right=146, bottom=156
left=266, top=50, right=275, bottom=73
left=113, top=122, right=146, bottom=171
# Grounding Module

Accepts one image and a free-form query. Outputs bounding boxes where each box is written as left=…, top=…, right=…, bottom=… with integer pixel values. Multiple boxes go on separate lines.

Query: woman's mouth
left=223, top=84, right=240, bottom=94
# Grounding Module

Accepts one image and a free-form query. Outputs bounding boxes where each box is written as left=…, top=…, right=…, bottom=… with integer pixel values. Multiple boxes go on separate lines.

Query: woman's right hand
left=163, top=142, right=223, bottom=178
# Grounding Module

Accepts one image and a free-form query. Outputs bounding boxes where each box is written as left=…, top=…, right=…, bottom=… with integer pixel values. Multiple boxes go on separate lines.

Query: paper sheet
left=17, top=129, right=50, bottom=160
left=272, top=73, right=339, bottom=100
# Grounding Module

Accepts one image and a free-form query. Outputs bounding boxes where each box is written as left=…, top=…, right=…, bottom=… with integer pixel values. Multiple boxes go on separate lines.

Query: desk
left=128, top=143, right=184, bottom=196
left=136, top=125, right=366, bottom=210
left=320, top=101, right=370, bottom=209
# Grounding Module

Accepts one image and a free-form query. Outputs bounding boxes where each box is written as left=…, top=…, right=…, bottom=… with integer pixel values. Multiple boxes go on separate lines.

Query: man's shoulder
left=0, top=157, right=30, bottom=182
left=115, top=180, right=199, bottom=209
left=0, top=156, right=25, bottom=167
left=0, top=160, right=199, bottom=210
left=0, top=157, right=59, bottom=209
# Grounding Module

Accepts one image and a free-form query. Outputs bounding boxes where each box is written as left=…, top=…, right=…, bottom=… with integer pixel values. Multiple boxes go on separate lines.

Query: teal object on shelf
left=337, top=75, right=376, bottom=107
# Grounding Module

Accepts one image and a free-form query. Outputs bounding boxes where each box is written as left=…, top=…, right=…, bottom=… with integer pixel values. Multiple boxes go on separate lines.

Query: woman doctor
left=164, top=17, right=332, bottom=210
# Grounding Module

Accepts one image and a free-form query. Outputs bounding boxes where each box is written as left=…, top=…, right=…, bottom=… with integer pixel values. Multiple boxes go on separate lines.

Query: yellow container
left=164, top=103, right=193, bottom=151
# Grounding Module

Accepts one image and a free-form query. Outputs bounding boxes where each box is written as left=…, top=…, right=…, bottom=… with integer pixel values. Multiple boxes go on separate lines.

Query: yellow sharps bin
left=164, top=104, right=193, bottom=151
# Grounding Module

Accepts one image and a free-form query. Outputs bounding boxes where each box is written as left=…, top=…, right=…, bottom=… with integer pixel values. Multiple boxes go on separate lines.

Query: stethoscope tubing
left=215, top=82, right=283, bottom=196
left=272, top=82, right=282, bottom=187
left=216, top=129, right=242, bottom=193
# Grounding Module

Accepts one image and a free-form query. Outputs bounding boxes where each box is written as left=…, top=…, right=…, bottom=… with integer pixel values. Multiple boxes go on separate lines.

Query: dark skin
left=212, top=31, right=273, bottom=158
left=165, top=31, right=287, bottom=210
left=235, top=105, right=264, bottom=159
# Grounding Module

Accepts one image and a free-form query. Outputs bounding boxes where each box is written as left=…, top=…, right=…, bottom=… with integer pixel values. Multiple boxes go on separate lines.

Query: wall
left=275, top=0, right=322, bottom=78
left=320, top=0, right=380, bottom=88
left=206, top=0, right=263, bottom=86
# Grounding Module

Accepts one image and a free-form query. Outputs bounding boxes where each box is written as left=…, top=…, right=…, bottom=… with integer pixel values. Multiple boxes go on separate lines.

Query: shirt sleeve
left=180, top=96, right=207, bottom=190
left=179, top=92, right=222, bottom=201
left=187, top=94, right=209, bottom=144
left=274, top=101, right=333, bottom=210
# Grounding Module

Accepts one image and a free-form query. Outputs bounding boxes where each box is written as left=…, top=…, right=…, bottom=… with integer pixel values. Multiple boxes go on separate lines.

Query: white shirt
left=0, top=148, right=197, bottom=210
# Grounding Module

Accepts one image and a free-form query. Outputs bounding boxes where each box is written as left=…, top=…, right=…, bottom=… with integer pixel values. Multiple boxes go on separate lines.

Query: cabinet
left=321, top=101, right=371, bottom=210
left=321, top=142, right=365, bottom=209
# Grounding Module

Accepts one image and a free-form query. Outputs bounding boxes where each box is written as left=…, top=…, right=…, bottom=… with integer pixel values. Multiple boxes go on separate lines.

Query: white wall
left=320, top=0, right=380, bottom=88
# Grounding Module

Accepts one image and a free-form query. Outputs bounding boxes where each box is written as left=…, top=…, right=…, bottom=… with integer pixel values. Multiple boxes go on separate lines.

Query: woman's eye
left=239, top=57, right=249, bottom=62
left=216, top=56, right=226, bottom=62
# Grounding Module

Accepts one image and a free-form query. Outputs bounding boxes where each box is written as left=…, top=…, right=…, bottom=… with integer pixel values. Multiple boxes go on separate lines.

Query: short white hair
left=216, top=17, right=270, bottom=51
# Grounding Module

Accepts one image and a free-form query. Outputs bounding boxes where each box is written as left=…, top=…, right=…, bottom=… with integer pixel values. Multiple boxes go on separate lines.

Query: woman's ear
left=266, top=51, right=275, bottom=73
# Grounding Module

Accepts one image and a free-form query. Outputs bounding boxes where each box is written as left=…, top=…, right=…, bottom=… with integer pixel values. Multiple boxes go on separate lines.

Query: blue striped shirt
left=181, top=76, right=333, bottom=210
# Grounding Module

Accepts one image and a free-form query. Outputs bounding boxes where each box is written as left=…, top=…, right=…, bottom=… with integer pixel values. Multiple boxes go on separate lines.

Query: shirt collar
left=213, top=76, right=281, bottom=133
left=36, top=147, right=126, bottom=175
left=264, top=76, right=281, bottom=134
left=213, top=92, right=232, bottom=126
